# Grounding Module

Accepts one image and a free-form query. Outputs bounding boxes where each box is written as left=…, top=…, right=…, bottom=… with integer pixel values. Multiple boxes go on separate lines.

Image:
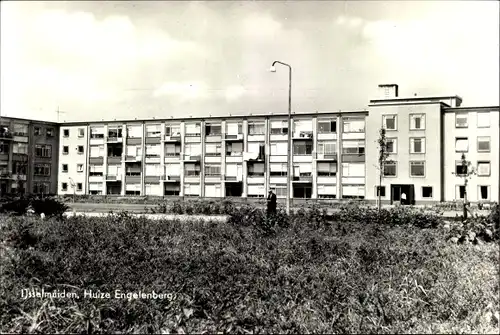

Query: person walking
left=401, top=192, right=407, bottom=206
left=267, top=189, right=277, bottom=215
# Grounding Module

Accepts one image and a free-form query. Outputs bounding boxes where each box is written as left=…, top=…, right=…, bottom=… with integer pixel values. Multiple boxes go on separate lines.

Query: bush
left=0, top=198, right=30, bottom=216
left=0, top=196, right=68, bottom=218
left=448, top=205, right=500, bottom=244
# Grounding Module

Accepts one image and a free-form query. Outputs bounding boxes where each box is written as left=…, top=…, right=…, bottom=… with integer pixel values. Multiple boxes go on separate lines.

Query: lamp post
left=270, top=61, right=292, bottom=215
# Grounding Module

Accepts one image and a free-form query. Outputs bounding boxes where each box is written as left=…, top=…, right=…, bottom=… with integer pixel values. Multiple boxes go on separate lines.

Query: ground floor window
left=375, top=186, right=386, bottom=197
left=479, top=185, right=490, bottom=200
left=422, top=186, right=433, bottom=198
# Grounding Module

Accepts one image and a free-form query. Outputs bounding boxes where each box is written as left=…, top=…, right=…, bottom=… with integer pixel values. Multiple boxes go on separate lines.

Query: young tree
left=452, top=153, right=476, bottom=220
left=376, top=128, right=393, bottom=213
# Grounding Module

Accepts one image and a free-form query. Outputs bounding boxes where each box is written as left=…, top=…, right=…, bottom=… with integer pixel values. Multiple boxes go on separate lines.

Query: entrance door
left=391, top=184, right=401, bottom=205
left=391, top=184, right=415, bottom=205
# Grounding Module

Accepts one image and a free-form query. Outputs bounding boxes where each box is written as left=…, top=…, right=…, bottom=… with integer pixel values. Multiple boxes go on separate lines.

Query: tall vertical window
left=478, top=186, right=490, bottom=200
left=35, top=144, right=51, bottom=158
left=410, top=138, right=425, bottom=154
left=410, top=114, right=425, bottom=130
left=386, top=138, right=397, bottom=153
left=78, top=128, right=85, bottom=137
left=382, top=115, right=397, bottom=130
left=63, top=129, right=70, bottom=137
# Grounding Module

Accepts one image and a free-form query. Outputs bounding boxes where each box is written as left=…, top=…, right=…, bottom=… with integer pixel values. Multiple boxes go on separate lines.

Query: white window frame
left=455, top=137, right=468, bottom=153
left=455, top=112, right=468, bottom=128
left=410, top=113, right=426, bottom=130
left=410, top=137, right=426, bottom=154
left=422, top=186, right=433, bottom=199
left=386, top=138, right=397, bottom=154
left=383, top=162, right=397, bottom=177
left=77, top=164, right=84, bottom=173
left=478, top=185, right=490, bottom=201
left=477, top=136, right=490, bottom=153
left=477, top=112, right=490, bottom=128
left=410, top=161, right=425, bottom=177
left=382, top=114, right=397, bottom=131
left=477, top=161, right=491, bottom=176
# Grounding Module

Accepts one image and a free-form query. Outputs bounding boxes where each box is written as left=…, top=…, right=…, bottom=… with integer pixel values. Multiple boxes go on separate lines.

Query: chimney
left=378, top=84, right=399, bottom=99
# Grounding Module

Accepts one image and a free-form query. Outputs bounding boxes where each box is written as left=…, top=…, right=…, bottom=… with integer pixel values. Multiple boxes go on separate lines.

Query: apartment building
left=365, top=84, right=499, bottom=204
left=0, top=117, right=59, bottom=196
left=58, top=111, right=369, bottom=199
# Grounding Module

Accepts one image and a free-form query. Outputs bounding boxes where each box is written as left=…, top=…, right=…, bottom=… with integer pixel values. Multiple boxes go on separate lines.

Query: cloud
left=335, top=15, right=363, bottom=27
left=153, top=81, right=208, bottom=101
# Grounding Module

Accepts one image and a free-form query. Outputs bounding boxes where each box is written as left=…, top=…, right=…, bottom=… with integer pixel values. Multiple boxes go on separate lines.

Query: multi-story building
left=0, top=116, right=59, bottom=196
left=3, top=84, right=497, bottom=204
left=365, top=84, right=499, bottom=204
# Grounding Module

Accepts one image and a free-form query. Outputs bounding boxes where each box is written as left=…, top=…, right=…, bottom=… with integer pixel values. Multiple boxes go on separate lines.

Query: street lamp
left=269, top=60, right=292, bottom=215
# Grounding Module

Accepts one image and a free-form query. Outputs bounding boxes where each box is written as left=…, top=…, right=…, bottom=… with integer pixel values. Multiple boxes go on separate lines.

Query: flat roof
left=0, top=115, right=58, bottom=125
left=370, top=95, right=463, bottom=104
left=60, top=110, right=369, bottom=126
left=443, top=106, right=499, bottom=112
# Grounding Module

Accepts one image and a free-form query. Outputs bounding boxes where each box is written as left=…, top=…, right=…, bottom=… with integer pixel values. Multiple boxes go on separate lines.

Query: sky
left=1, top=0, right=499, bottom=122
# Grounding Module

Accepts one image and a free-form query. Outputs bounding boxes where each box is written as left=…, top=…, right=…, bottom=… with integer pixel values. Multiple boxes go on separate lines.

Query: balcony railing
left=107, top=136, right=123, bottom=143
left=162, top=175, right=181, bottom=181
left=293, top=175, right=313, bottom=182
left=0, top=132, right=13, bottom=140
left=225, top=134, right=243, bottom=140
left=184, top=154, right=201, bottom=161
left=165, top=152, right=181, bottom=157
left=106, top=174, right=122, bottom=181
left=315, top=152, right=337, bottom=160
left=293, top=131, right=313, bottom=139
left=164, top=134, right=181, bottom=141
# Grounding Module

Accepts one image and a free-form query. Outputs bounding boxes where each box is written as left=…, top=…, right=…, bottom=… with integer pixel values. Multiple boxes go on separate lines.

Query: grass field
left=1, top=212, right=499, bottom=334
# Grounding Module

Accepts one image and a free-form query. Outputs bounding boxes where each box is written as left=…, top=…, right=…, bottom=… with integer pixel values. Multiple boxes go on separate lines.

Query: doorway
left=390, top=184, right=415, bottom=205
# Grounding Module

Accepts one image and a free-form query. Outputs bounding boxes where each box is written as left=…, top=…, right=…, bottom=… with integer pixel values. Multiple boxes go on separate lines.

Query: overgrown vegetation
left=448, top=204, right=500, bottom=244
left=0, top=195, right=68, bottom=218
left=1, top=203, right=498, bottom=333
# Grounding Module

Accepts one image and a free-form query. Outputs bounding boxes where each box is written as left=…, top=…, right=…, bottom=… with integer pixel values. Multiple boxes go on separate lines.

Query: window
left=0, top=142, right=9, bottom=154
left=317, top=162, right=337, bottom=176
left=184, top=143, right=201, bottom=156
left=108, top=127, right=122, bottom=138
left=62, top=164, right=68, bottom=173
left=383, top=162, right=397, bottom=177
left=145, top=145, right=160, bottom=157
left=205, top=123, right=221, bottom=136
left=78, top=128, right=85, bottom=137
left=270, top=142, right=287, bottom=155
left=165, top=163, right=181, bottom=176
left=205, top=164, right=221, bottom=176
left=226, top=142, right=243, bottom=156
left=410, top=138, right=426, bottom=154
left=248, top=122, right=265, bottom=135
left=477, top=161, right=490, bottom=176
left=46, top=128, right=54, bottom=137
left=477, top=112, right=490, bottom=128
left=13, top=124, right=28, bottom=136
left=455, top=161, right=468, bottom=176
left=342, top=117, right=365, bottom=133
left=410, top=114, right=425, bottom=130
left=479, top=186, right=490, bottom=200
left=477, top=137, right=490, bottom=152
left=455, top=112, right=468, bottom=128
left=90, top=145, right=105, bottom=157
left=382, top=115, right=397, bottom=130
left=293, top=120, right=313, bottom=138
left=376, top=186, right=386, bottom=197
left=127, top=125, right=142, bottom=138
left=270, top=185, right=287, bottom=198
left=422, top=186, right=433, bottom=198
left=270, top=120, right=288, bottom=135
left=247, top=142, right=265, bottom=159
left=34, top=127, right=41, bottom=136
left=317, top=141, right=336, bottom=155
left=13, top=161, right=27, bottom=175
left=293, top=141, right=313, bottom=155
left=63, top=129, right=69, bottom=137
left=455, top=137, right=468, bottom=152
left=145, top=164, right=161, bottom=176
left=62, top=183, right=68, bottom=191
left=410, top=161, right=425, bottom=177
left=205, top=143, right=221, bottom=156
left=184, top=163, right=201, bottom=176
left=165, top=124, right=181, bottom=137
left=13, top=143, right=28, bottom=155
left=77, top=183, right=83, bottom=192
left=165, top=143, right=181, bottom=156
left=34, top=164, right=50, bottom=176
left=89, top=165, right=104, bottom=176
left=248, top=163, right=265, bottom=176
left=107, top=164, right=122, bottom=176
left=77, top=145, right=84, bottom=154
left=270, top=163, right=288, bottom=176
left=318, top=119, right=337, bottom=133
left=125, top=164, right=141, bottom=176
left=146, top=124, right=161, bottom=137
left=342, top=162, right=365, bottom=177
left=293, top=163, right=312, bottom=177
left=77, top=164, right=84, bottom=173
left=62, top=146, right=69, bottom=155
left=226, top=122, right=243, bottom=135
left=456, top=185, right=466, bottom=199
left=342, top=140, right=365, bottom=155
left=185, top=123, right=201, bottom=136
left=90, top=126, right=105, bottom=139
left=35, top=144, right=52, bottom=158
left=386, top=138, right=397, bottom=154
left=33, top=182, right=50, bottom=194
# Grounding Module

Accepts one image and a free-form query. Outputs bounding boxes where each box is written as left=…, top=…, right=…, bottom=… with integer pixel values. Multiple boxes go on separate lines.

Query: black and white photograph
left=0, top=0, right=499, bottom=333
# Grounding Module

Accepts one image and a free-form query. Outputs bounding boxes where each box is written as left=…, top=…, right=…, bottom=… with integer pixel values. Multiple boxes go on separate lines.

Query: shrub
left=31, top=197, right=69, bottom=218
left=0, top=198, right=30, bottom=216
left=171, top=200, right=184, bottom=214
left=448, top=206, right=500, bottom=244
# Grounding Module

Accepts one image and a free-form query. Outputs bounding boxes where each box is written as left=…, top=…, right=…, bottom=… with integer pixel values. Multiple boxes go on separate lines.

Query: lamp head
left=269, top=66, right=276, bottom=73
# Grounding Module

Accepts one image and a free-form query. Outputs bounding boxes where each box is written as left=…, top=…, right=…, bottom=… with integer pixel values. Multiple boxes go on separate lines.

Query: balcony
left=224, top=133, right=243, bottom=141
left=125, top=155, right=142, bottom=162
left=224, top=175, right=243, bottom=182
left=183, top=154, right=201, bottom=162
left=315, top=152, right=337, bottom=161
left=292, top=131, right=313, bottom=140
left=106, top=174, right=122, bottom=181
left=107, top=136, right=123, bottom=143
left=107, top=156, right=122, bottom=164
left=293, top=175, right=313, bottom=182
left=0, top=132, right=13, bottom=140
left=164, top=133, right=181, bottom=142
left=162, top=175, right=181, bottom=182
